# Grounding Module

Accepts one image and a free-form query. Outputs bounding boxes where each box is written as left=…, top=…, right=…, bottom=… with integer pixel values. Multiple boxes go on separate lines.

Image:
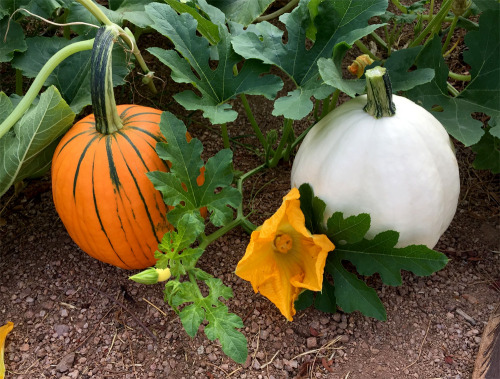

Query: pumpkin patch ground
left=1, top=4, right=499, bottom=378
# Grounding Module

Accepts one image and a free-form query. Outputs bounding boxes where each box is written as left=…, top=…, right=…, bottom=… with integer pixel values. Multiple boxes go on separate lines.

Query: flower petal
left=0, top=321, right=14, bottom=379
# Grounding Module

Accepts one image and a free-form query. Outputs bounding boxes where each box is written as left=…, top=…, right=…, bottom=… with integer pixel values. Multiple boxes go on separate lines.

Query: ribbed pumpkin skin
left=52, top=105, right=170, bottom=269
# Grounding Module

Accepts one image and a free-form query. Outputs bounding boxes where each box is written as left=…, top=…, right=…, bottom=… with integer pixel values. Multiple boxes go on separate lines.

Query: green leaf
left=314, top=280, right=336, bottom=313
left=318, top=42, right=435, bottom=98
left=0, top=87, right=75, bottom=197
left=294, top=290, right=314, bottom=311
left=231, top=0, right=387, bottom=119
left=336, top=231, right=449, bottom=287
left=12, top=36, right=130, bottom=114
left=298, top=183, right=326, bottom=234
left=164, top=0, right=220, bottom=44
left=147, top=112, right=241, bottom=229
left=327, top=256, right=387, bottom=321
left=473, top=0, right=500, bottom=12
left=471, top=129, right=500, bottom=173
left=0, top=93, right=13, bottom=124
left=146, top=2, right=283, bottom=124
left=326, top=212, right=371, bottom=245
left=179, top=304, right=205, bottom=337
left=204, top=305, right=247, bottom=363
left=407, top=10, right=500, bottom=146
left=206, top=0, right=274, bottom=25
left=0, top=16, right=27, bottom=63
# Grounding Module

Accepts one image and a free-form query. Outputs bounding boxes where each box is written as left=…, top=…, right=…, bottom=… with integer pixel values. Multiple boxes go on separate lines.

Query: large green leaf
left=12, top=36, right=130, bottom=114
left=318, top=42, right=435, bottom=98
left=336, top=231, right=449, bottom=287
left=471, top=129, right=500, bottom=173
left=407, top=10, right=500, bottom=146
left=147, top=111, right=242, bottom=230
left=327, top=256, right=387, bottom=321
left=206, top=0, right=274, bottom=25
left=231, top=0, right=388, bottom=119
left=0, top=87, right=75, bottom=197
left=0, top=16, right=27, bottom=62
left=146, top=1, right=283, bottom=124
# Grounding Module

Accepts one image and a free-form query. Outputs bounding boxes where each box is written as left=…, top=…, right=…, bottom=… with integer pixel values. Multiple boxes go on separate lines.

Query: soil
left=1, top=2, right=499, bottom=379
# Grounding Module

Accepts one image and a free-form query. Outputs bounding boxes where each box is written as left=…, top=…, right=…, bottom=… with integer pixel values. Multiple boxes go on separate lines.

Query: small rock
left=60, top=308, right=69, bottom=318
left=208, top=353, right=217, bottom=362
left=333, top=313, right=341, bottom=322
left=252, top=359, right=261, bottom=370
left=56, top=352, right=76, bottom=373
left=54, top=324, right=70, bottom=337
left=20, top=344, right=29, bottom=352
left=242, top=355, right=252, bottom=369
left=320, top=317, right=329, bottom=325
left=306, top=337, right=317, bottom=349
left=339, top=335, right=349, bottom=343
left=462, top=294, right=478, bottom=304
left=197, top=346, right=204, bottom=355
left=260, top=329, right=269, bottom=340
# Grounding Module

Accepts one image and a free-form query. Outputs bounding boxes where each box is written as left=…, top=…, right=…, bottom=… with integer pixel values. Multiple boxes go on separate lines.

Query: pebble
left=54, top=324, right=70, bottom=336
left=306, top=336, right=317, bottom=348
left=56, top=352, right=75, bottom=373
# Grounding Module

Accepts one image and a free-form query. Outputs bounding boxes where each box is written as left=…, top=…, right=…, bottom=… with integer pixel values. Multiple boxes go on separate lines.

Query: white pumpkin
left=291, top=67, right=460, bottom=248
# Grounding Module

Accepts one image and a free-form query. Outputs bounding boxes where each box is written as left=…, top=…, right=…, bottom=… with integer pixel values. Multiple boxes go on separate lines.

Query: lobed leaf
left=231, top=0, right=387, bottom=119
left=146, top=1, right=283, bottom=125
left=147, top=111, right=241, bottom=230
left=0, top=16, right=27, bottom=63
left=406, top=9, right=500, bottom=146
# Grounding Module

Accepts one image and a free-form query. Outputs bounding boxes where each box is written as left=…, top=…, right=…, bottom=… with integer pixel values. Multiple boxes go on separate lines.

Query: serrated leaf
left=336, top=231, right=449, bottom=287
left=326, top=212, right=371, bottom=245
left=147, top=2, right=282, bottom=124
left=179, top=304, right=205, bottom=337
left=0, top=16, right=27, bottom=62
left=298, top=183, right=326, bottom=234
left=407, top=10, right=500, bottom=146
left=471, top=129, right=500, bottom=173
left=204, top=305, right=247, bottom=363
left=231, top=0, right=387, bottom=119
left=318, top=42, right=434, bottom=98
left=0, top=86, right=75, bottom=197
left=147, top=111, right=241, bottom=229
left=206, top=0, right=274, bottom=26
left=12, top=36, right=130, bottom=114
left=327, top=257, right=387, bottom=321
left=205, top=278, right=233, bottom=304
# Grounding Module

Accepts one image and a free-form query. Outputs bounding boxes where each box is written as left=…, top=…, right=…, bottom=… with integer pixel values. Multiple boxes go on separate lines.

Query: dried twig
left=404, top=318, right=432, bottom=370
left=89, top=286, right=157, bottom=342
left=456, top=308, right=477, bottom=325
left=142, top=297, right=168, bottom=317
left=260, top=349, right=281, bottom=369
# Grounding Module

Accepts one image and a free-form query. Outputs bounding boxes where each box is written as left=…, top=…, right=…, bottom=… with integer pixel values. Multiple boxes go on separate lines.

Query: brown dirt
left=1, top=4, right=500, bottom=379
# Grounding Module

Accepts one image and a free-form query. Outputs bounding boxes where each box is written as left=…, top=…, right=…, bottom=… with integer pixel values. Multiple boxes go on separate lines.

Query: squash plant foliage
left=0, top=0, right=499, bottom=365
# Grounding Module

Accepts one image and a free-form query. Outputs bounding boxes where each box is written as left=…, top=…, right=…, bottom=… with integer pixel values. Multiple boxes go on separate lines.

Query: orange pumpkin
left=51, top=26, right=204, bottom=269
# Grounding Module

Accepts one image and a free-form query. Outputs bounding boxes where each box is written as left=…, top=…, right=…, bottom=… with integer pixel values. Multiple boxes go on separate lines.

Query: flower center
left=274, top=233, right=293, bottom=254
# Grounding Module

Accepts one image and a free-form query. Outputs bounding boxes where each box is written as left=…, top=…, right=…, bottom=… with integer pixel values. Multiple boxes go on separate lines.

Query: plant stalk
left=448, top=71, right=471, bottom=81
left=0, top=39, right=95, bottom=140
left=256, top=0, right=299, bottom=22
left=354, top=40, right=378, bottom=60
left=410, top=0, right=453, bottom=47
left=240, top=93, right=267, bottom=150
left=220, top=123, right=230, bottom=149
left=441, top=14, right=459, bottom=54
left=76, top=0, right=157, bottom=94
left=268, top=119, right=293, bottom=168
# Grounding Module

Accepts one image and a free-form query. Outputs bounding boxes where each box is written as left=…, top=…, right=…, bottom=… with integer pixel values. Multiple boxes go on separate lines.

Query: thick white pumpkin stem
left=364, top=66, right=396, bottom=119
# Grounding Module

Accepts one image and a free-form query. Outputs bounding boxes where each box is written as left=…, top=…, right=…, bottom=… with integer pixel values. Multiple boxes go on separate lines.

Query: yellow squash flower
left=0, top=321, right=14, bottom=379
left=235, top=188, right=334, bottom=321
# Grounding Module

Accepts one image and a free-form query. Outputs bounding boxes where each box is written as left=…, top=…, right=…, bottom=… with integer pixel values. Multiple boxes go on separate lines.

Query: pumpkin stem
left=364, top=66, right=396, bottom=119
left=91, top=26, right=123, bottom=134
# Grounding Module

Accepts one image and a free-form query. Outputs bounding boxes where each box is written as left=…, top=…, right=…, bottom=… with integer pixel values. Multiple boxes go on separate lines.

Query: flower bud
left=129, top=268, right=160, bottom=284
left=452, top=0, right=471, bottom=16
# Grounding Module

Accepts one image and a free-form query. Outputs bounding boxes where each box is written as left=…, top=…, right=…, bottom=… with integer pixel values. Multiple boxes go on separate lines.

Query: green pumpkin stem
left=91, top=26, right=123, bottom=134
left=364, top=66, right=396, bottom=119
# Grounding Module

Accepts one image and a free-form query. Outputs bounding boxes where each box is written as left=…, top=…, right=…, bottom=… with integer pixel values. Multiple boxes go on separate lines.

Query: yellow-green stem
left=256, top=0, right=299, bottom=22
left=240, top=93, right=267, bottom=150
left=220, top=123, right=230, bottom=149
left=0, top=39, right=95, bottom=139
left=410, top=0, right=453, bottom=47
left=448, top=71, right=471, bottom=81
left=441, top=14, right=459, bottom=54
left=354, top=40, right=378, bottom=60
